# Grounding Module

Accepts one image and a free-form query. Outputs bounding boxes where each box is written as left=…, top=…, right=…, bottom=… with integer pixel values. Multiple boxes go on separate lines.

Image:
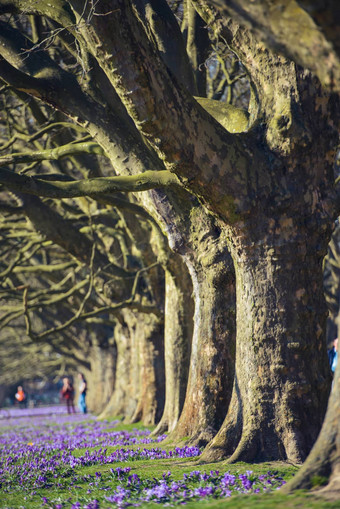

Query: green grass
left=2, top=456, right=339, bottom=509
left=1, top=418, right=339, bottom=509
left=104, top=418, right=156, bottom=433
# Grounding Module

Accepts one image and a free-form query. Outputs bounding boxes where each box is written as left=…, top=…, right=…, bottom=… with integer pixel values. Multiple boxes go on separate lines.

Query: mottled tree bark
left=152, top=253, right=193, bottom=434
left=189, top=5, right=337, bottom=462
left=138, top=0, right=197, bottom=94
left=100, top=309, right=165, bottom=424
left=0, top=14, right=237, bottom=435
left=83, top=336, right=116, bottom=414
left=203, top=221, right=331, bottom=462
left=282, top=362, right=339, bottom=496
left=324, top=223, right=340, bottom=344
left=99, top=317, right=137, bottom=419
left=168, top=259, right=235, bottom=446
left=184, top=0, right=210, bottom=96
left=203, top=0, right=340, bottom=92
left=168, top=221, right=236, bottom=447
left=129, top=314, right=165, bottom=425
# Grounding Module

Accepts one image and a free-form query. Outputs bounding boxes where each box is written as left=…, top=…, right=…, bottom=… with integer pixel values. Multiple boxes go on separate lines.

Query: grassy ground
left=1, top=458, right=339, bottom=509
left=0, top=417, right=339, bottom=509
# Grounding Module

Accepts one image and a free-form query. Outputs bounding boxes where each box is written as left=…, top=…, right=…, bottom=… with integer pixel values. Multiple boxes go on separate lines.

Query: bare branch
left=0, top=121, right=87, bottom=152
left=0, top=239, right=43, bottom=279
left=0, top=141, right=105, bottom=167
left=0, top=203, right=24, bottom=215
left=22, top=260, right=162, bottom=342
left=0, top=0, right=76, bottom=27
left=12, top=261, right=76, bottom=273
left=0, top=168, right=180, bottom=198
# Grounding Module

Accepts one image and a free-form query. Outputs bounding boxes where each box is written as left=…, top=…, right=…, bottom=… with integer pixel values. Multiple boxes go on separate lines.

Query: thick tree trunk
left=0, top=385, right=8, bottom=407
left=168, top=244, right=235, bottom=447
left=324, top=223, right=340, bottom=346
left=83, top=338, right=116, bottom=414
left=98, top=317, right=137, bottom=419
left=129, top=314, right=165, bottom=425
left=203, top=225, right=332, bottom=463
left=282, top=361, right=339, bottom=497
left=152, top=253, right=193, bottom=435
left=100, top=310, right=165, bottom=424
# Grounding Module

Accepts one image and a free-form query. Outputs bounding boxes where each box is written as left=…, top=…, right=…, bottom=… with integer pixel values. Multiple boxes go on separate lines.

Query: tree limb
left=0, top=168, right=180, bottom=198
left=0, top=18, right=171, bottom=192
left=0, top=203, right=24, bottom=215
left=64, top=0, right=264, bottom=219
left=136, top=0, right=197, bottom=94
left=0, top=0, right=76, bottom=30
left=0, top=141, right=105, bottom=167
left=12, top=261, right=76, bottom=273
left=185, top=0, right=210, bottom=95
left=201, top=0, right=340, bottom=92
left=0, top=122, right=87, bottom=152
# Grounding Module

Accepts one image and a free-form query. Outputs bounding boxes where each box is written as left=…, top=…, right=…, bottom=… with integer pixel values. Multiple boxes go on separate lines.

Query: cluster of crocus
left=0, top=413, right=287, bottom=508
left=0, top=418, right=196, bottom=491
left=103, top=467, right=286, bottom=506
left=36, top=467, right=286, bottom=508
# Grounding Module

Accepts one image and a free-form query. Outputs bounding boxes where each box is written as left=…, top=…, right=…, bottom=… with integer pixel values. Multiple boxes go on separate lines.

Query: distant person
left=61, top=377, right=75, bottom=414
left=328, top=338, right=338, bottom=374
left=78, top=373, right=87, bottom=414
left=15, top=386, right=26, bottom=407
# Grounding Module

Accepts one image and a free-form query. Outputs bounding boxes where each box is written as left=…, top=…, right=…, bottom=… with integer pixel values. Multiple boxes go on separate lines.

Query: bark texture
left=193, top=4, right=338, bottom=462
left=136, top=190, right=237, bottom=441
left=129, top=314, right=165, bottom=425
left=203, top=0, right=340, bottom=92
left=84, top=337, right=116, bottom=413
left=168, top=213, right=236, bottom=447
left=203, top=222, right=331, bottom=462
left=152, top=253, right=193, bottom=434
left=282, top=362, right=340, bottom=496
left=99, top=310, right=165, bottom=424
left=99, top=317, right=137, bottom=419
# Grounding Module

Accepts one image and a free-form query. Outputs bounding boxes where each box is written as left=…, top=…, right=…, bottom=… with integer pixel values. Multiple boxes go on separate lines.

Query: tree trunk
left=84, top=338, right=116, bottom=414
left=168, top=242, right=236, bottom=447
left=0, top=385, right=8, bottom=407
left=98, top=317, right=137, bottom=419
left=203, top=225, right=332, bottom=463
left=99, top=310, right=165, bottom=424
left=129, top=314, right=165, bottom=425
left=324, top=222, right=340, bottom=346
left=152, top=253, right=193, bottom=435
left=282, top=361, right=339, bottom=496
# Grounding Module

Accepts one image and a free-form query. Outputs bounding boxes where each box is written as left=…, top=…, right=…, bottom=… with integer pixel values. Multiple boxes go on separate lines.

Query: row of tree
left=0, top=0, right=339, bottom=495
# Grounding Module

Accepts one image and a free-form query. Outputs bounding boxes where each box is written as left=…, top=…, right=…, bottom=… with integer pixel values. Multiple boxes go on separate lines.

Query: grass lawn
left=0, top=413, right=338, bottom=509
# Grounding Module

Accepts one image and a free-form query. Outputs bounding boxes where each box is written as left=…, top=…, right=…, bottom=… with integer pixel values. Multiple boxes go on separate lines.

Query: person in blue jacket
left=328, top=337, right=338, bottom=375
left=78, top=373, right=87, bottom=414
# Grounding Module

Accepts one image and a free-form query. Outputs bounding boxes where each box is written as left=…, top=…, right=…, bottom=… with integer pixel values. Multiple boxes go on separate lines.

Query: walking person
left=61, top=377, right=75, bottom=414
left=15, top=386, right=26, bottom=408
left=78, top=373, right=87, bottom=414
left=328, top=338, right=338, bottom=375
